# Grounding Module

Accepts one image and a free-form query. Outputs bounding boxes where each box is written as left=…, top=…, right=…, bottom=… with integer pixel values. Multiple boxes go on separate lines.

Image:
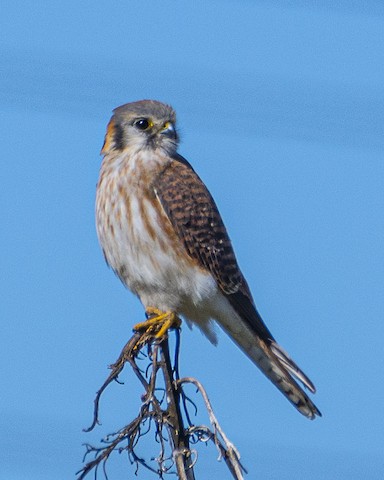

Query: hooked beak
left=160, top=121, right=176, bottom=139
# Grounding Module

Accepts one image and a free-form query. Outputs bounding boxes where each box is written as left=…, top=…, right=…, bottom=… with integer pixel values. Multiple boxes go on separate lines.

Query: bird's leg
left=133, top=307, right=182, bottom=339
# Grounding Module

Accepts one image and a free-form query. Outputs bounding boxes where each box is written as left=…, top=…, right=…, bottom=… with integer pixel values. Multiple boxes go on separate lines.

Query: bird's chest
left=96, top=164, right=195, bottom=297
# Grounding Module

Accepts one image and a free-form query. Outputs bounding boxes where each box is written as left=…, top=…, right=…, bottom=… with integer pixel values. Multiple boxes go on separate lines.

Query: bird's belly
left=96, top=191, right=217, bottom=312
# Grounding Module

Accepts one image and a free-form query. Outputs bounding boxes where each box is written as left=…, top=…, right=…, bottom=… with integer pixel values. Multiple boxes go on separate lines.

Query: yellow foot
left=133, top=307, right=182, bottom=339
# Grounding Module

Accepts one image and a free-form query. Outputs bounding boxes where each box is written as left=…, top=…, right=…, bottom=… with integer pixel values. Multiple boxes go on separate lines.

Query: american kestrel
left=96, top=100, right=321, bottom=419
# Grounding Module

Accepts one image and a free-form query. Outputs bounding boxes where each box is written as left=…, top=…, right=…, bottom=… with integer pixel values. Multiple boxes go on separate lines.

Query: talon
left=133, top=308, right=181, bottom=339
left=145, top=307, right=165, bottom=319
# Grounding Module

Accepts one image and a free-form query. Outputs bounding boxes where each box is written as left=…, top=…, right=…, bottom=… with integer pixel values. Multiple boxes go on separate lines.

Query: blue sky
left=1, top=1, right=384, bottom=479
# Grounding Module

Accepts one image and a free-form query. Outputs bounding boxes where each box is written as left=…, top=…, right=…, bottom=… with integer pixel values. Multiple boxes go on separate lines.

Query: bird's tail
left=217, top=314, right=321, bottom=419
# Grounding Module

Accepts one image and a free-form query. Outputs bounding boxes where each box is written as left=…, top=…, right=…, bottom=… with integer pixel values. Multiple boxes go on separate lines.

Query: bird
left=95, top=99, right=321, bottom=420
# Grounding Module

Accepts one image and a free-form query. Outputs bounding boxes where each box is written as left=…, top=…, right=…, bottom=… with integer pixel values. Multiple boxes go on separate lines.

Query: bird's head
left=101, top=100, right=178, bottom=156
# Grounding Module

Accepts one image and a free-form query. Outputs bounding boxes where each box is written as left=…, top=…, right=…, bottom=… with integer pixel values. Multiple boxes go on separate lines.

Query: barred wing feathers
left=153, top=154, right=320, bottom=419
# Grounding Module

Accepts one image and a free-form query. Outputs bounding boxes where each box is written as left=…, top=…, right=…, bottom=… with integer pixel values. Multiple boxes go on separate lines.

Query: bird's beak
left=160, top=122, right=176, bottom=138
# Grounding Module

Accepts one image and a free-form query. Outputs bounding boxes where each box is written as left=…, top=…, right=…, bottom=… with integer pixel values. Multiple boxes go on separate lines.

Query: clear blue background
left=1, top=1, right=384, bottom=479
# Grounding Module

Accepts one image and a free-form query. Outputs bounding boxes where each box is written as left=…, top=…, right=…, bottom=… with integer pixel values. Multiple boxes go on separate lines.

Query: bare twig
left=83, top=332, right=143, bottom=432
left=179, top=377, right=247, bottom=479
left=159, top=337, right=196, bottom=480
left=77, top=323, right=246, bottom=479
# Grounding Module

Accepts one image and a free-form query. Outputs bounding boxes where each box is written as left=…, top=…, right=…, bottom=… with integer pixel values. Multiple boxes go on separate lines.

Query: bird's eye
left=134, top=118, right=151, bottom=130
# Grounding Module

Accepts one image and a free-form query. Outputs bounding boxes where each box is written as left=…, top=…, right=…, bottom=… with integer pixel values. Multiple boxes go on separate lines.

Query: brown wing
left=153, top=154, right=275, bottom=343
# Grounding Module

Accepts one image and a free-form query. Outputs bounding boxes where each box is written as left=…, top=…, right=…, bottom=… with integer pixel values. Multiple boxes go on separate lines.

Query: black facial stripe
left=114, top=122, right=125, bottom=150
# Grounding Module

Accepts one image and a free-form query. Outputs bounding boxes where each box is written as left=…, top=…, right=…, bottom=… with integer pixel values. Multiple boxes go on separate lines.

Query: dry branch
left=77, top=324, right=246, bottom=479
